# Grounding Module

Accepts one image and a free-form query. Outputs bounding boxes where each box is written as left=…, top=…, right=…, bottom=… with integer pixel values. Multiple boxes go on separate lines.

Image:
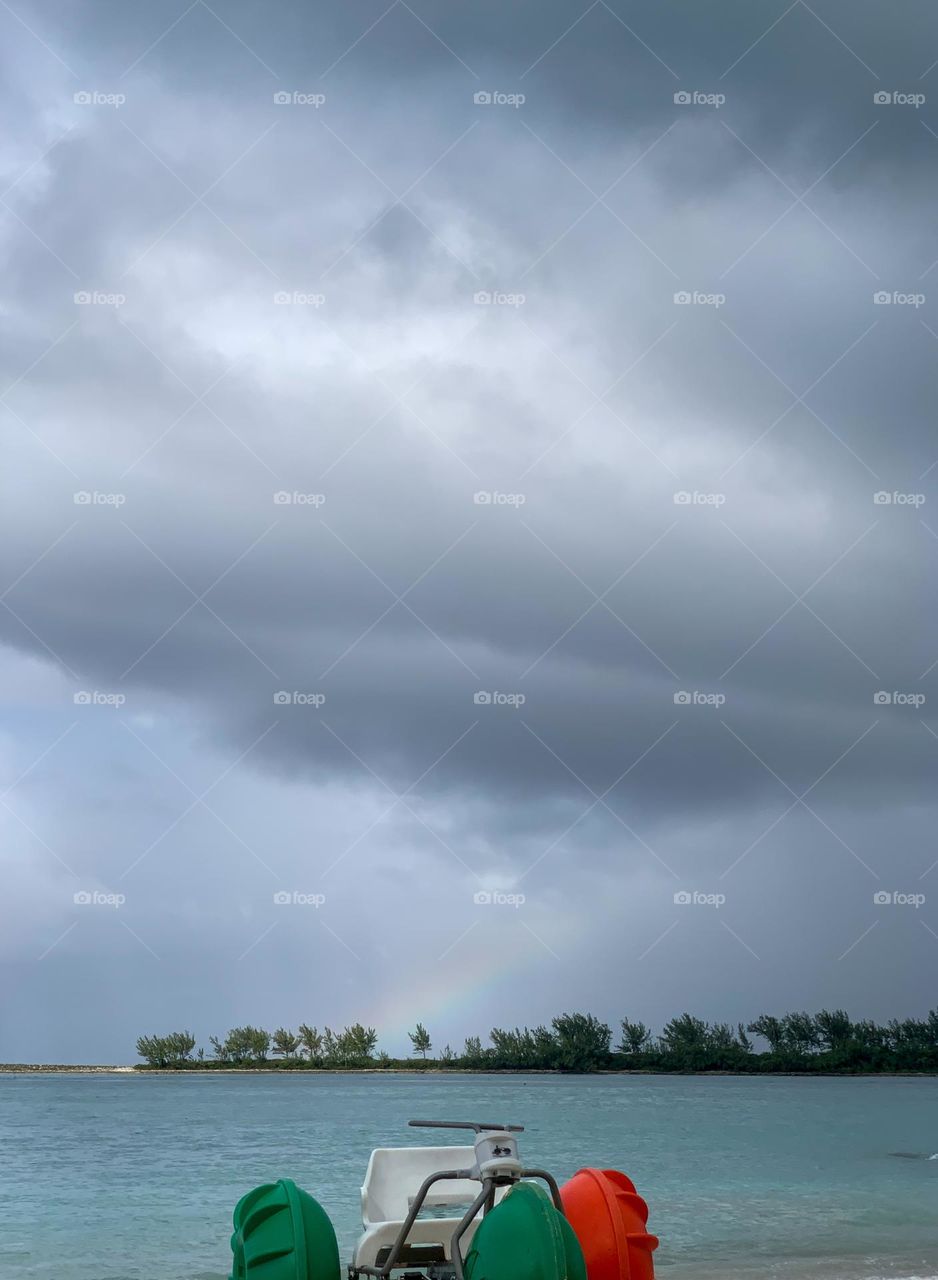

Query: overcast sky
left=2, top=0, right=937, bottom=1063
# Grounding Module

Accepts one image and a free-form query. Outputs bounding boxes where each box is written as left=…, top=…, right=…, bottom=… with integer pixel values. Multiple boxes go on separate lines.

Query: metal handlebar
left=408, top=1119, right=524, bottom=1133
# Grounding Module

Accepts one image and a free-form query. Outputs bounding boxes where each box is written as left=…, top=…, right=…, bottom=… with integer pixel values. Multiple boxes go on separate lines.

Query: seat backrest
left=361, top=1146, right=478, bottom=1225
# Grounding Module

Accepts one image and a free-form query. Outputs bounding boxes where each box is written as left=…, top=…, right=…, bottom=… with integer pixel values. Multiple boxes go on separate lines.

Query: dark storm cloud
left=41, top=0, right=938, bottom=180
left=1, top=0, right=937, bottom=1060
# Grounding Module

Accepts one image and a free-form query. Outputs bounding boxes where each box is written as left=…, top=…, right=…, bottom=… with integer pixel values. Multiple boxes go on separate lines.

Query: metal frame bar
left=376, top=1169, right=467, bottom=1278
left=519, top=1168, right=564, bottom=1213
left=449, top=1181, right=493, bottom=1280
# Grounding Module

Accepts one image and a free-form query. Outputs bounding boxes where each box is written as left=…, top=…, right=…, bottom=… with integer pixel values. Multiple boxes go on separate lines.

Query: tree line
left=135, top=1008, right=938, bottom=1073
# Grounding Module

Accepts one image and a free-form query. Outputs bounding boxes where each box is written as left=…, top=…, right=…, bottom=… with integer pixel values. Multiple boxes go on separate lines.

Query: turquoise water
left=2, top=1072, right=937, bottom=1280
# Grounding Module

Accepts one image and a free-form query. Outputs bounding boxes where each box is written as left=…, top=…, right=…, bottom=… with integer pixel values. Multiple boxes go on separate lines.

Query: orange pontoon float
left=561, top=1168, right=659, bottom=1280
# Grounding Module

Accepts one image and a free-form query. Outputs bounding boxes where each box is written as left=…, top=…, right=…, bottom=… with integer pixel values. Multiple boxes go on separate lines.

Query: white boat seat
left=352, top=1145, right=506, bottom=1269
left=407, top=1185, right=477, bottom=1209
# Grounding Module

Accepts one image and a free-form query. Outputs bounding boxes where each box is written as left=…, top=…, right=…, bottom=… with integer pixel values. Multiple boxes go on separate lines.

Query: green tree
left=782, top=1011, right=820, bottom=1055
left=248, top=1027, right=271, bottom=1060
left=747, top=1014, right=786, bottom=1053
left=815, top=1009, right=853, bottom=1052
left=297, top=1024, right=323, bottom=1062
left=136, top=1034, right=170, bottom=1067
left=852, top=1019, right=887, bottom=1052
left=166, top=1031, right=196, bottom=1063
left=337, top=1024, right=378, bottom=1066
left=223, top=1028, right=252, bottom=1063
left=462, top=1035, right=485, bottom=1066
left=488, top=1026, right=554, bottom=1068
left=659, top=1014, right=710, bottom=1068
left=223, top=1026, right=270, bottom=1063
left=707, top=1023, right=737, bottom=1051
left=209, top=1035, right=230, bottom=1063
left=272, top=1028, right=301, bottom=1059
left=409, top=1023, right=432, bottom=1058
left=927, top=1009, right=938, bottom=1046
left=552, top=1012, right=611, bottom=1072
left=136, top=1032, right=196, bottom=1067
left=619, top=1019, right=652, bottom=1054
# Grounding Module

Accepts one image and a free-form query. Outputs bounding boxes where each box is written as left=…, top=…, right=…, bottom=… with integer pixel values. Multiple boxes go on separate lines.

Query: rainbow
left=363, top=922, right=549, bottom=1055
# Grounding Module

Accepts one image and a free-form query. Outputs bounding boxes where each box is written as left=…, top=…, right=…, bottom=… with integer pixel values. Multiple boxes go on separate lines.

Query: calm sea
left=2, top=1072, right=937, bottom=1280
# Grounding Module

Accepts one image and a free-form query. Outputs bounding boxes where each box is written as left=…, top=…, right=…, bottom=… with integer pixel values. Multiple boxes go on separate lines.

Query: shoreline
left=5, top=1064, right=938, bottom=1077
